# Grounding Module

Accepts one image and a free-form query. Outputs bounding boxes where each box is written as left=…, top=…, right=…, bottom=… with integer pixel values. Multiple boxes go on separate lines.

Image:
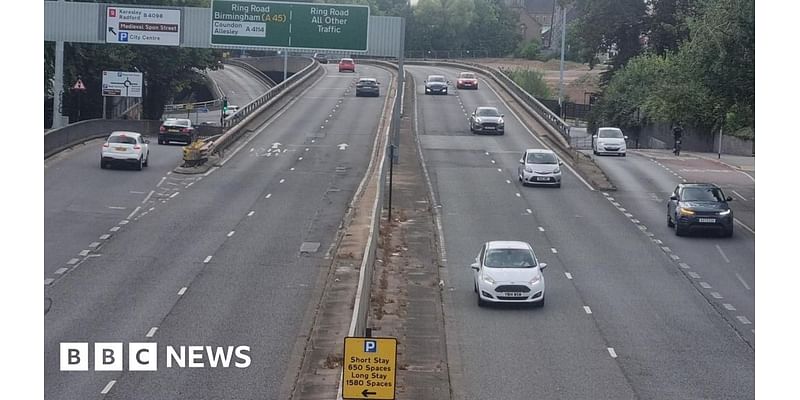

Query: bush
left=504, top=68, right=551, bottom=98
left=515, top=39, right=541, bottom=60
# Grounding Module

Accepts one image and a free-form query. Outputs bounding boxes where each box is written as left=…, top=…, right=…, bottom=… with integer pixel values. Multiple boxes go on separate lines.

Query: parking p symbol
left=364, top=340, right=377, bottom=353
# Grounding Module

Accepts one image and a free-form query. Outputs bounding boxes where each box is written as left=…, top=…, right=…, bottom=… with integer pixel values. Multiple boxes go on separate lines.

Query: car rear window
left=108, top=136, right=137, bottom=144
left=460, top=73, right=475, bottom=79
left=428, top=76, right=446, bottom=82
left=682, top=187, right=725, bottom=202
left=163, top=119, right=190, bottom=128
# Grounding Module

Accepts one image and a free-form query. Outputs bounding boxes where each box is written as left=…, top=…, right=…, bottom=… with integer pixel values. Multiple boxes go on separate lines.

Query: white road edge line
left=101, top=380, right=116, bottom=394
left=734, top=218, right=755, bottom=234
left=485, top=82, right=594, bottom=191
left=142, top=190, right=155, bottom=204
left=735, top=273, right=751, bottom=290
left=169, top=192, right=179, bottom=199
left=731, top=190, right=748, bottom=201
left=156, top=177, right=166, bottom=187
left=126, top=206, right=142, bottom=220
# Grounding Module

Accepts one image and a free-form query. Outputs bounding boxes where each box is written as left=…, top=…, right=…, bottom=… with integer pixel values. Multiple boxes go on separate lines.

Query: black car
left=424, top=75, right=449, bottom=95
left=355, top=78, right=380, bottom=97
left=667, top=183, right=734, bottom=237
left=313, top=53, right=328, bottom=64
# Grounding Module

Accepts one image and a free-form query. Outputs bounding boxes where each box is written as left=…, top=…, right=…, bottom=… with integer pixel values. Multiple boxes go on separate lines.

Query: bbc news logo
left=60, top=343, right=251, bottom=371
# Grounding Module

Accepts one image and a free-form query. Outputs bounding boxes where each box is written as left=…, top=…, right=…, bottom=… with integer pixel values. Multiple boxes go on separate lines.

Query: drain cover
left=300, top=242, right=321, bottom=253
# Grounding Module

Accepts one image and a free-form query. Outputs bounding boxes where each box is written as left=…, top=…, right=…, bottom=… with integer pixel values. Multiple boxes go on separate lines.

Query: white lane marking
left=699, top=282, right=712, bottom=289
left=54, top=267, right=69, bottom=275
left=203, top=256, right=213, bottom=263
left=670, top=254, right=680, bottom=260
left=290, top=167, right=296, bottom=171
left=156, top=177, right=166, bottom=187
left=100, top=234, right=110, bottom=240
left=497, top=168, right=502, bottom=172
left=515, top=193, right=521, bottom=197
left=305, top=148, right=310, bottom=152
left=583, top=306, right=592, bottom=314
left=565, top=272, right=572, bottom=280
left=247, top=211, right=255, bottom=217
left=44, top=278, right=54, bottom=286
left=149, top=207, right=155, bottom=211
left=126, top=206, right=142, bottom=220
left=89, top=242, right=100, bottom=248
left=119, top=220, right=129, bottom=225
left=178, top=287, right=187, bottom=296
left=170, top=192, right=179, bottom=199
left=710, top=292, right=723, bottom=299
left=624, top=213, right=633, bottom=218
left=715, top=245, right=730, bottom=263
left=129, top=190, right=145, bottom=194
left=266, top=193, right=272, bottom=199
left=619, top=207, right=626, bottom=212
left=661, top=246, right=671, bottom=253
left=280, top=179, right=286, bottom=184
left=688, top=271, right=701, bottom=279
left=551, top=248, right=558, bottom=254
left=110, top=226, right=120, bottom=232
left=737, top=316, right=752, bottom=325
left=731, top=190, right=748, bottom=201
left=645, top=232, right=655, bottom=237
left=734, top=218, right=755, bottom=234
left=506, top=180, right=511, bottom=184
left=227, top=231, right=235, bottom=237
left=186, top=182, right=194, bottom=188
left=101, top=380, right=116, bottom=395
left=67, top=258, right=80, bottom=265
left=299, top=157, right=304, bottom=161
left=654, top=239, right=663, bottom=245
left=611, top=202, right=620, bottom=207
left=79, top=250, right=90, bottom=256
left=166, top=171, right=172, bottom=175
left=735, top=273, right=751, bottom=290
left=108, top=206, right=126, bottom=210
left=250, top=148, right=254, bottom=152
left=526, top=209, right=532, bottom=214
left=631, top=219, right=640, bottom=224
left=602, top=192, right=609, bottom=197
left=491, top=160, right=496, bottom=164
left=679, top=262, right=691, bottom=269
left=607, top=197, right=614, bottom=201
left=146, top=327, right=158, bottom=338
left=142, top=190, right=155, bottom=204
left=485, top=152, right=490, bottom=156
left=723, top=303, right=737, bottom=311
left=538, top=227, right=545, bottom=232
left=607, top=348, right=617, bottom=358
left=638, top=225, right=648, bottom=231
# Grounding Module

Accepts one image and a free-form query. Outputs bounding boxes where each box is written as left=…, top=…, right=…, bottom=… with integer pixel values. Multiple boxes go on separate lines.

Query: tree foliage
left=590, top=0, right=754, bottom=135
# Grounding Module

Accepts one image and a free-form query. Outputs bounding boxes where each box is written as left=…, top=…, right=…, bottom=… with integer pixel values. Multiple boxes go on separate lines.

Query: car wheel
left=143, top=152, right=149, bottom=167
left=473, top=280, right=478, bottom=293
left=621, top=153, right=627, bottom=157
left=136, top=157, right=143, bottom=171
left=667, top=213, right=674, bottom=227
left=477, top=295, right=486, bottom=308
left=554, top=183, right=561, bottom=188
left=535, top=294, right=545, bottom=308
left=100, top=160, right=107, bottom=169
left=593, top=148, right=598, bottom=155
left=674, top=218, right=684, bottom=236
left=723, top=227, right=734, bottom=238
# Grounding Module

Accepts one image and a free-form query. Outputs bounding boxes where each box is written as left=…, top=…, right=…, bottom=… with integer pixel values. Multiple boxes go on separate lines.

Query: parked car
left=338, top=58, right=355, bottom=72
left=101, top=131, right=150, bottom=170
left=355, top=78, right=380, bottom=97
left=158, top=118, right=196, bottom=145
left=667, top=183, right=734, bottom=237
left=471, top=241, right=547, bottom=307
left=592, top=127, right=627, bottom=156
left=313, top=53, right=328, bottom=64
left=469, top=106, right=505, bottom=134
left=518, top=149, right=563, bottom=187
left=456, top=72, right=478, bottom=89
left=424, top=75, right=449, bottom=95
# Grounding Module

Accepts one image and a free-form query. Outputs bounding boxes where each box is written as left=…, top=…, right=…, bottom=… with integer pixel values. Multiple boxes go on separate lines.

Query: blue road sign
left=119, top=32, right=129, bottom=42
left=364, top=340, right=377, bottom=353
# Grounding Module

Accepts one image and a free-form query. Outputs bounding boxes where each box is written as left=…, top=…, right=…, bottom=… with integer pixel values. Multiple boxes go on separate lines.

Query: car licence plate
left=503, top=292, right=525, bottom=297
left=115, top=147, right=127, bottom=151
left=535, top=176, right=549, bottom=181
left=698, top=218, right=716, bottom=223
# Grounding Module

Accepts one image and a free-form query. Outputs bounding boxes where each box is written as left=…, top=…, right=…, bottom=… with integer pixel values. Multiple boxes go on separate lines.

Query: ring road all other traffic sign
left=342, top=337, right=397, bottom=399
left=210, top=1, right=369, bottom=52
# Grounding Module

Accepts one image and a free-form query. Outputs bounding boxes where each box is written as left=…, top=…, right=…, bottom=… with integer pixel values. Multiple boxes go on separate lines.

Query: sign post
left=342, top=337, right=397, bottom=399
left=210, top=1, right=369, bottom=52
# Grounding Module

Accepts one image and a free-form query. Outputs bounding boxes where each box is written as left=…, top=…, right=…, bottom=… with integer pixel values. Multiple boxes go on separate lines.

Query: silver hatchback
left=518, top=148, right=563, bottom=187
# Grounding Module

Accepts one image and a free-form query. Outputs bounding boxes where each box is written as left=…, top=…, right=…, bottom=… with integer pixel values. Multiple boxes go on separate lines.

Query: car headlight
left=718, top=209, right=731, bottom=216
left=475, top=118, right=482, bottom=123
left=525, top=166, right=533, bottom=173
left=498, top=118, right=504, bottom=125
left=679, top=207, right=695, bottom=216
left=553, top=167, right=561, bottom=174
left=481, top=272, right=495, bottom=285
left=529, top=275, right=541, bottom=285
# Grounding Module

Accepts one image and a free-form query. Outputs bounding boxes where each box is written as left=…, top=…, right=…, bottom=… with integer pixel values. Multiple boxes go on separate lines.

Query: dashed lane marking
left=54, top=267, right=69, bottom=275
left=538, top=227, right=545, bottom=232
left=516, top=193, right=521, bottom=197
left=146, top=327, right=158, bottom=338
left=44, top=278, right=54, bottom=286
left=127, top=206, right=141, bottom=220
left=565, top=272, right=572, bottom=279
left=178, top=287, right=187, bottom=296
left=688, top=271, right=701, bottom=279
left=699, top=282, right=712, bottom=289
left=110, top=227, right=120, bottom=232
left=526, top=209, right=532, bottom=214
left=227, top=231, right=235, bottom=237
left=203, top=256, right=213, bottom=263
left=737, top=316, right=752, bottom=325
left=710, top=292, right=723, bottom=299
left=551, top=248, right=558, bottom=254
left=89, top=242, right=100, bottom=248
left=584, top=306, right=592, bottom=314
left=247, top=211, right=255, bottom=217
left=716, top=245, right=730, bottom=263
left=679, top=262, right=691, bottom=269
left=67, top=258, right=80, bottom=265
left=607, top=348, right=617, bottom=358
left=661, top=246, right=671, bottom=253
left=279, top=179, right=285, bottom=184
left=169, top=192, right=179, bottom=199
left=79, top=250, right=90, bottom=256
left=101, top=380, right=116, bottom=395
left=735, top=273, right=751, bottom=290
left=723, top=303, right=737, bottom=311
left=266, top=193, right=272, bottom=199
left=100, top=234, right=110, bottom=240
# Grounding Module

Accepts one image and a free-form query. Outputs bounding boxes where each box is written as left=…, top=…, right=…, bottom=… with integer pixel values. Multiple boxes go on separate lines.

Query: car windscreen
left=527, top=152, right=557, bottom=164
left=460, top=73, right=475, bottom=79
left=428, top=76, right=445, bottom=82
left=598, top=129, right=623, bottom=138
left=476, top=108, right=500, bottom=117
left=484, top=249, right=536, bottom=268
left=681, top=187, right=726, bottom=202
left=358, top=80, right=376, bottom=86
left=108, top=136, right=137, bottom=144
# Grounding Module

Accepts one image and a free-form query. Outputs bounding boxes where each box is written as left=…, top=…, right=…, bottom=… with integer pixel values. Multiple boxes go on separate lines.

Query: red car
left=338, top=58, right=355, bottom=73
left=456, top=72, right=478, bottom=90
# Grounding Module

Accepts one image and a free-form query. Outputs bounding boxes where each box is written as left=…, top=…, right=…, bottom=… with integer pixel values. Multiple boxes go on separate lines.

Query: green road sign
left=210, top=1, right=369, bottom=51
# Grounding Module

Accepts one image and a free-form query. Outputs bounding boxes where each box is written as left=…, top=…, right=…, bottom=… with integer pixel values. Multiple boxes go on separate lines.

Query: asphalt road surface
left=44, top=64, right=391, bottom=400
left=408, top=65, right=754, bottom=399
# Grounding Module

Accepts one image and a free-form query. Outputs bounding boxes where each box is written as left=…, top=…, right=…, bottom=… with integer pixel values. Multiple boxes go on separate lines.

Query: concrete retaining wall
left=635, top=123, right=754, bottom=156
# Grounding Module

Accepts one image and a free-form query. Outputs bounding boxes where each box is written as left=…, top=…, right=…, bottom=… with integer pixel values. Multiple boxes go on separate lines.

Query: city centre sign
left=210, top=1, right=369, bottom=51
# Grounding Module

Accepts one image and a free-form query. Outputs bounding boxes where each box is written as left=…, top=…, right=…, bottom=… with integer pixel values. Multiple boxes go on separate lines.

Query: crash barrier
left=404, top=60, right=572, bottom=148
left=224, top=59, right=278, bottom=88
left=45, top=119, right=161, bottom=159
left=163, top=99, right=222, bottom=113
left=202, top=58, right=321, bottom=157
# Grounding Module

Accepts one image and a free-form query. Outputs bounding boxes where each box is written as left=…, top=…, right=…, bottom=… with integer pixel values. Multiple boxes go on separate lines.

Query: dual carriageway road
left=44, top=62, right=754, bottom=399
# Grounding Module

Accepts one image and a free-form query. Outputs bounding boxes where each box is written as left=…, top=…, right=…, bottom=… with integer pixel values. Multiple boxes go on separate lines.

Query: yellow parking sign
left=342, top=337, right=397, bottom=399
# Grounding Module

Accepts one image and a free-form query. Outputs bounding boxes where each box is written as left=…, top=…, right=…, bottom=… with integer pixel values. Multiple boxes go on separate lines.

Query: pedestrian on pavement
left=672, top=122, right=684, bottom=156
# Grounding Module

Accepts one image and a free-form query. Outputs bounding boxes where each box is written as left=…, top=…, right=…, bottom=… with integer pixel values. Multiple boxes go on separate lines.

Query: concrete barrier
left=45, top=119, right=161, bottom=159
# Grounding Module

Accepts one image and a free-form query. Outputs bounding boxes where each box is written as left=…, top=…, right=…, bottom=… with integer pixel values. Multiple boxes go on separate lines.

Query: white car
left=101, top=131, right=150, bottom=170
left=224, top=105, right=239, bottom=117
left=471, top=241, right=547, bottom=307
left=518, top=148, right=563, bottom=187
left=592, top=127, right=628, bottom=156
